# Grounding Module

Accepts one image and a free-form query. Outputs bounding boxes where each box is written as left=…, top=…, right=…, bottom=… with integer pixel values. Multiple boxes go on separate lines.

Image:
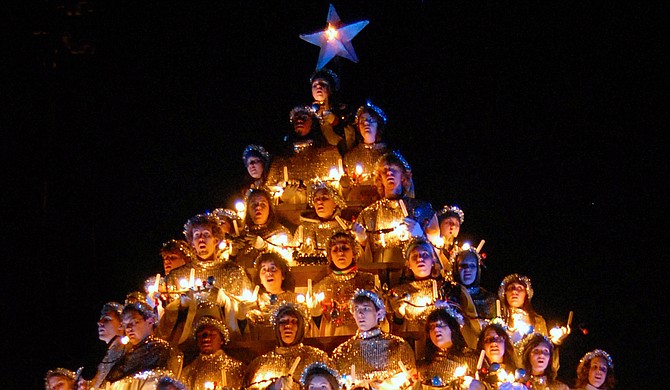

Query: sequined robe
left=247, top=291, right=312, bottom=340
left=523, top=375, right=569, bottom=390
left=181, top=349, right=246, bottom=390
left=332, top=328, right=419, bottom=389
left=313, top=270, right=377, bottom=336
left=295, top=211, right=347, bottom=257
left=265, top=141, right=342, bottom=189
left=343, top=142, right=388, bottom=185
left=243, top=343, right=330, bottom=389
left=105, top=335, right=178, bottom=384
left=391, top=279, right=443, bottom=328
left=165, top=259, right=252, bottom=299
left=91, top=336, right=127, bottom=389
left=234, top=223, right=293, bottom=270
left=417, top=348, right=478, bottom=389
left=356, top=197, right=436, bottom=264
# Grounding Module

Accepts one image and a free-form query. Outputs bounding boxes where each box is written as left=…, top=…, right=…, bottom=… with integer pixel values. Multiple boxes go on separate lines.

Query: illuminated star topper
left=300, top=4, right=369, bottom=70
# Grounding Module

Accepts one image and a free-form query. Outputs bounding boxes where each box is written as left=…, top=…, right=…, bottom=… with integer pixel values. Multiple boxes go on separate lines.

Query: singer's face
left=311, top=79, right=331, bottom=102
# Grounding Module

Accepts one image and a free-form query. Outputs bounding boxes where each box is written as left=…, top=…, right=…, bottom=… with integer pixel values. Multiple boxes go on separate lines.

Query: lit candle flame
left=179, top=278, right=189, bottom=290
left=454, top=366, right=467, bottom=377
left=355, top=163, right=363, bottom=176
left=329, top=166, right=339, bottom=180
left=326, top=25, right=338, bottom=40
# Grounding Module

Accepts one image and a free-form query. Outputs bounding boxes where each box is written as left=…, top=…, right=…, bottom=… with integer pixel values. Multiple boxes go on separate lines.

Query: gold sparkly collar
left=275, top=343, right=303, bottom=354
left=195, top=258, right=225, bottom=269
left=332, top=270, right=357, bottom=281
left=293, top=140, right=314, bottom=153
left=358, top=328, right=382, bottom=339
left=362, top=142, right=386, bottom=150
left=200, top=349, right=225, bottom=361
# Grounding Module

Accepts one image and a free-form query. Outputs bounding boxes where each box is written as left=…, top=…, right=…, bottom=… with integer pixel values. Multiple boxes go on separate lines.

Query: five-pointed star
left=300, top=4, right=369, bottom=70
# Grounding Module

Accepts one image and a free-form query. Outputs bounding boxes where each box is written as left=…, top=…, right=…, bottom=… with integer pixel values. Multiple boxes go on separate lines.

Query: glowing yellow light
left=355, top=163, right=363, bottom=176
left=179, top=278, right=189, bottom=289
left=329, top=167, right=339, bottom=180
left=461, top=242, right=471, bottom=251
left=463, top=376, right=474, bottom=386
left=326, top=25, right=339, bottom=40
left=121, top=335, right=129, bottom=345
left=317, top=292, right=325, bottom=301
left=550, top=326, right=563, bottom=339
left=240, top=289, right=253, bottom=302
left=277, top=233, right=288, bottom=246
left=517, top=322, right=531, bottom=336
left=204, top=382, right=215, bottom=390
left=497, top=369, right=508, bottom=382
left=296, top=294, right=305, bottom=303
left=454, top=365, right=467, bottom=377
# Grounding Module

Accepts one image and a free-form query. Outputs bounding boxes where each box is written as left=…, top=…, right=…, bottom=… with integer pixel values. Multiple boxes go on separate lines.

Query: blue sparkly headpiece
left=375, top=150, right=412, bottom=173
left=308, top=179, right=347, bottom=210
left=156, top=376, right=187, bottom=390
left=270, top=302, right=310, bottom=333
left=350, top=289, right=386, bottom=318
left=437, top=204, right=465, bottom=225
left=498, top=273, right=534, bottom=301
left=44, top=368, right=76, bottom=390
left=310, top=68, right=340, bottom=91
left=299, top=362, right=342, bottom=388
left=243, top=144, right=271, bottom=166
left=356, top=99, right=388, bottom=125
left=580, top=349, right=614, bottom=370
left=192, top=315, right=231, bottom=345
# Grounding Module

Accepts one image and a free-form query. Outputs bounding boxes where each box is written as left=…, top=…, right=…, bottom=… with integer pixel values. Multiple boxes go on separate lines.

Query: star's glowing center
left=326, top=25, right=339, bottom=40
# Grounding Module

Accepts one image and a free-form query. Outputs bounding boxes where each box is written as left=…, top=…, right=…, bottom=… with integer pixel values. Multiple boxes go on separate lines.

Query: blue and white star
left=300, top=4, right=369, bottom=70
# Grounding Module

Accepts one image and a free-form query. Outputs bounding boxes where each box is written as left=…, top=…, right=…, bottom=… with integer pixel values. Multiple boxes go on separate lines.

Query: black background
left=4, top=1, right=665, bottom=388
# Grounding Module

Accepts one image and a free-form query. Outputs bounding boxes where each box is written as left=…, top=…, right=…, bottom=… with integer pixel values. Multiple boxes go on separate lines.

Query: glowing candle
left=567, top=310, right=574, bottom=327
left=432, top=279, right=438, bottom=301
left=153, top=273, right=161, bottom=293
left=283, top=166, right=289, bottom=183
left=454, top=366, right=467, bottom=377
left=335, top=216, right=348, bottom=230
left=476, top=349, right=485, bottom=380
left=398, top=361, right=409, bottom=385
left=355, top=163, right=363, bottom=177
left=297, top=225, right=304, bottom=245
left=233, top=220, right=239, bottom=236
left=179, top=278, right=188, bottom=290
left=329, top=166, right=339, bottom=180
left=307, top=278, right=312, bottom=297
left=221, top=368, right=227, bottom=387
left=338, top=159, right=344, bottom=176
left=189, top=268, right=195, bottom=289
left=374, top=274, right=381, bottom=289
left=251, top=285, right=260, bottom=301
left=288, top=356, right=301, bottom=376
left=496, top=299, right=501, bottom=318
left=399, top=199, right=408, bottom=217
left=476, top=239, right=485, bottom=253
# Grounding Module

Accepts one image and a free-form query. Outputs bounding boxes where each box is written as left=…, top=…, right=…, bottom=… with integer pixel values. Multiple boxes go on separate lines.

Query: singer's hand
left=404, top=217, right=424, bottom=237
left=351, top=222, right=368, bottom=245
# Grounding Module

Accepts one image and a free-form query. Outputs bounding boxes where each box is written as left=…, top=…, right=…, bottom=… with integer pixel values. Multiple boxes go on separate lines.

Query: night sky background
left=4, top=1, right=665, bottom=388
